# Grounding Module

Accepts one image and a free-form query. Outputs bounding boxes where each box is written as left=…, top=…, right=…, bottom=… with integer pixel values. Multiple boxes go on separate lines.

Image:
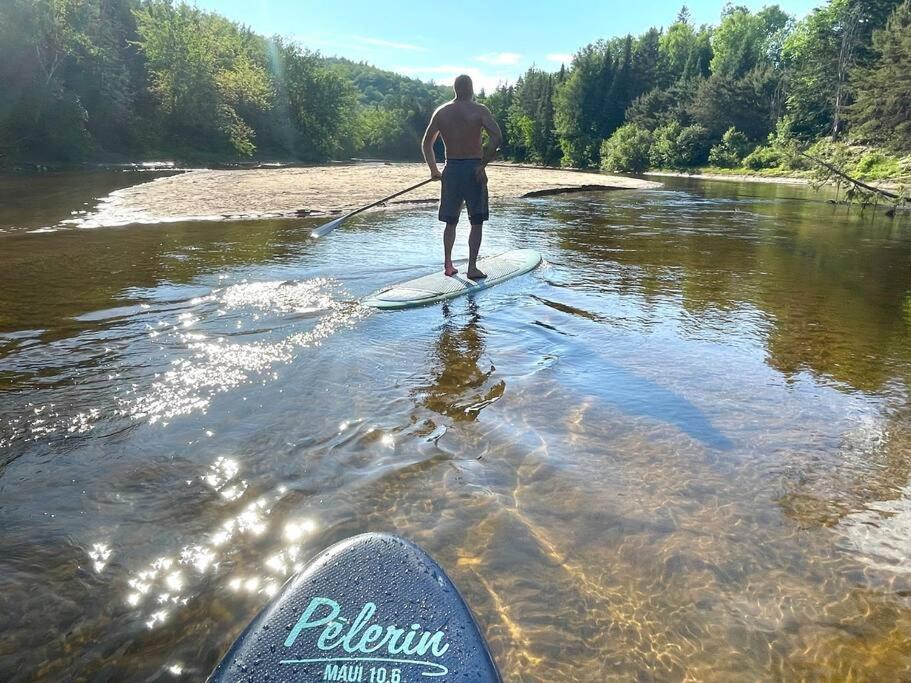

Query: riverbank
left=65, top=162, right=660, bottom=228
left=645, top=167, right=906, bottom=193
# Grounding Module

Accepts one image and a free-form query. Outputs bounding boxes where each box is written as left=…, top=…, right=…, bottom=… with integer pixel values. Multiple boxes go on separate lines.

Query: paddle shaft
left=311, top=178, right=433, bottom=238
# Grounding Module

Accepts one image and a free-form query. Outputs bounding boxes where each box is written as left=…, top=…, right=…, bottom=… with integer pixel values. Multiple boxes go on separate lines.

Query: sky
left=194, top=0, right=821, bottom=92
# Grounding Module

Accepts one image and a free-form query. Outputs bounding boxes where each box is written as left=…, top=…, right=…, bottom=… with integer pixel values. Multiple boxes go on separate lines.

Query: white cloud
left=393, top=65, right=511, bottom=93
left=545, top=53, right=573, bottom=65
left=475, top=52, right=522, bottom=66
left=351, top=36, right=426, bottom=51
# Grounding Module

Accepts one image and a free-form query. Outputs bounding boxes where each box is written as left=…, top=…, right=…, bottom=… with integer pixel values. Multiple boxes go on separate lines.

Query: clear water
left=1, top=172, right=910, bottom=680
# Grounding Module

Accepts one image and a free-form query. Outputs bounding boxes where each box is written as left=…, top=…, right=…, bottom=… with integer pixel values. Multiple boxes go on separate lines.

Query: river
left=1, top=170, right=910, bottom=680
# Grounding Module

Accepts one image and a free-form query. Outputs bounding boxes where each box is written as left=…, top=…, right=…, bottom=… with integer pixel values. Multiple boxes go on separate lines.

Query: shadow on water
left=530, top=293, right=733, bottom=450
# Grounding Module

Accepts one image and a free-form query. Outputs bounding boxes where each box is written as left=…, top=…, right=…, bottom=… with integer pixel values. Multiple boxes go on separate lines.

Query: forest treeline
left=486, top=0, right=911, bottom=179
left=1, top=0, right=909, bottom=178
left=0, top=0, right=448, bottom=162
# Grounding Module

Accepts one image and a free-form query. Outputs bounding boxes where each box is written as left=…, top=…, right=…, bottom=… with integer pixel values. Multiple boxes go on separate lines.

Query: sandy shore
left=69, top=162, right=660, bottom=228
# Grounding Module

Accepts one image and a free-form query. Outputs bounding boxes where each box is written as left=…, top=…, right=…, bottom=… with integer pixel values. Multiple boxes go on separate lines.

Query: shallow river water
left=1, top=171, right=911, bottom=681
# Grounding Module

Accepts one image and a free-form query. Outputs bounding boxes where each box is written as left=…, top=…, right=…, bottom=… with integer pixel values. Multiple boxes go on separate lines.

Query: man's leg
left=465, top=161, right=488, bottom=280
left=467, top=222, right=485, bottom=279
left=444, top=222, right=458, bottom=276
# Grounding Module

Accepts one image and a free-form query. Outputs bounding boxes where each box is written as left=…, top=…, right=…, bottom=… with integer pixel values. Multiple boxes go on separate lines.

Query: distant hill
left=325, top=58, right=450, bottom=108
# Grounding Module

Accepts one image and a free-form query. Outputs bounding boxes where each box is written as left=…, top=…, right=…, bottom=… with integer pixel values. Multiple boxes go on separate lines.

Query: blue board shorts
left=438, top=158, right=489, bottom=225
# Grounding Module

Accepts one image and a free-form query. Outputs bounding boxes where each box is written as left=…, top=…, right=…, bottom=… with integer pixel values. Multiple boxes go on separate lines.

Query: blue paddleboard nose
left=209, top=533, right=501, bottom=682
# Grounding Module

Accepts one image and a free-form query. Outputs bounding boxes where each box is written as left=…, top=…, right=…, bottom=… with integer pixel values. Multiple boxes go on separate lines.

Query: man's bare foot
left=467, top=269, right=486, bottom=280
left=444, top=263, right=459, bottom=277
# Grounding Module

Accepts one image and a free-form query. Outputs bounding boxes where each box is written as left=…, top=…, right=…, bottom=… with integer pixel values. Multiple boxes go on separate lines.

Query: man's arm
left=422, top=111, right=442, bottom=180
left=479, top=105, right=502, bottom=166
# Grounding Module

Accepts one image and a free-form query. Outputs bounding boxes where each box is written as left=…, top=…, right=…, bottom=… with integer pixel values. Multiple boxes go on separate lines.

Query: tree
left=604, top=36, right=635, bottom=135
left=626, top=79, right=697, bottom=130
left=134, top=1, right=273, bottom=156
left=708, top=126, right=752, bottom=166
left=689, top=66, right=781, bottom=140
left=660, top=13, right=699, bottom=83
left=651, top=121, right=711, bottom=168
left=783, top=0, right=903, bottom=138
left=600, top=124, right=652, bottom=173
left=848, top=0, right=911, bottom=151
left=632, top=28, right=663, bottom=99
left=555, top=42, right=613, bottom=166
left=710, top=4, right=791, bottom=79
left=274, top=44, right=362, bottom=160
left=0, top=0, right=146, bottom=160
left=480, top=84, right=515, bottom=158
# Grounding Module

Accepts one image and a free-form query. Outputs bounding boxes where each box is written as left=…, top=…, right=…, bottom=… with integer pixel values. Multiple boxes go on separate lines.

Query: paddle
left=310, top=178, right=434, bottom=238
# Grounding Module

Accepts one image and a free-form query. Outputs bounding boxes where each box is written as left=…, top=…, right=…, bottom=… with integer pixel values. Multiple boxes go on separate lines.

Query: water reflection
left=416, top=299, right=504, bottom=421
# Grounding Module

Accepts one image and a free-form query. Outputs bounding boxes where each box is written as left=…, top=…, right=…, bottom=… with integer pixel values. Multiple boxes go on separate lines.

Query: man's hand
left=430, top=168, right=442, bottom=181
left=474, top=164, right=487, bottom=185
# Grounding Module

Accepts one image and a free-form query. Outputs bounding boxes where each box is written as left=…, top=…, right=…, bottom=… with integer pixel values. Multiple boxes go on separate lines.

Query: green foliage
left=689, top=66, right=782, bottom=139
left=328, top=58, right=447, bottom=160
left=327, top=58, right=448, bottom=109
left=499, top=69, right=561, bottom=164
left=272, top=43, right=362, bottom=160
left=804, top=138, right=905, bottom=179
left=660, top=13, right=713, bottom=82
left=710, top=4, right=790, bottom=78
left=0, top=0, right=143, bottom=160
left=742, top=145, right=782, bottom=169
left=554, top=42, right=615, bottom=167
left=626, top=80, right=697, bottom=130
left=553, top=37, right=639, bottom=167
left=738, top=116, right=805, bottom=171
left=134, top=1, right=274, bottom=157
left=782, top=0, right=903, bottom=138
left=853, top=151, right=902, bottom=178
left=632, top=28, right=663, bottom=98
left=848, top=0, right=911, bottom=152
left=708, top=127, right=752, bottom=167
left=676, top=124, right=712, bottom=166
left=600, top=124, right=653, bottom=173
left=0, top=0, right=447, bottom=162
left=2, top=0, right=906, bottom=170
left=650, top=121, right=685, bottom=168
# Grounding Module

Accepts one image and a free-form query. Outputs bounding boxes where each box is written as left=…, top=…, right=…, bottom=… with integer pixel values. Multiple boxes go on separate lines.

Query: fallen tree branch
left=799, top=151, right=901, bottom=201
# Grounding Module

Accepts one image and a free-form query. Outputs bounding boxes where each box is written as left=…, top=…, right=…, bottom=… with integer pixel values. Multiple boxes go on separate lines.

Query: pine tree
left=848, top=0, right=911, bottom=150
left=632, top=28, right=663, bottom=99
left=604, top=36, right=633, bottom=138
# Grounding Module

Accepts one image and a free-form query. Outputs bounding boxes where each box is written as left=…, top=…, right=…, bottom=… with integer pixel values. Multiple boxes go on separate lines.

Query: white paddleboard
left=364, top=248, right=542, bottom=310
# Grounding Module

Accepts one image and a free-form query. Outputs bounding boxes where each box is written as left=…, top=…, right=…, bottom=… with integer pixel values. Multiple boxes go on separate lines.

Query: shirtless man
left=422, top=75, right=503, bottom=279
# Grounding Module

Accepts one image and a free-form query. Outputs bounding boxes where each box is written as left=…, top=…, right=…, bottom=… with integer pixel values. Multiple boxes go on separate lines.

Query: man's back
left=433, top=100, right=488, bottom=160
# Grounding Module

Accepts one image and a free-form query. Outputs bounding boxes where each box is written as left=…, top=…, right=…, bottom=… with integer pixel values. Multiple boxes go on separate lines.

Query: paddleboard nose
left=209, top=533, right=501, bottom=682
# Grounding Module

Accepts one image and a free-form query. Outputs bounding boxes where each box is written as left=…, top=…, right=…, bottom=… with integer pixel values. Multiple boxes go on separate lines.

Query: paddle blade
left=310, top=216, right=345, bottom=238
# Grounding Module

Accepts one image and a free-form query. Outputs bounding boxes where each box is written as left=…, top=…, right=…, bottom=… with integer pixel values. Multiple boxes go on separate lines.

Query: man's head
left=453, top=74, right=473, bottom=101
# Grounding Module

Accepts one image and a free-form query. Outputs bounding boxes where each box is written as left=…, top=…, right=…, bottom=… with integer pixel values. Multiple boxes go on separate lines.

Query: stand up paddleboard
left=209, top=533, right=500, bottom=682
left=364, top=248, right=542, bottom=310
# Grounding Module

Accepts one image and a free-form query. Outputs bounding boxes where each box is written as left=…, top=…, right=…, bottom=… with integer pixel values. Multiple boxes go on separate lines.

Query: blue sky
left=194, top=0, right=821, bottom=91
